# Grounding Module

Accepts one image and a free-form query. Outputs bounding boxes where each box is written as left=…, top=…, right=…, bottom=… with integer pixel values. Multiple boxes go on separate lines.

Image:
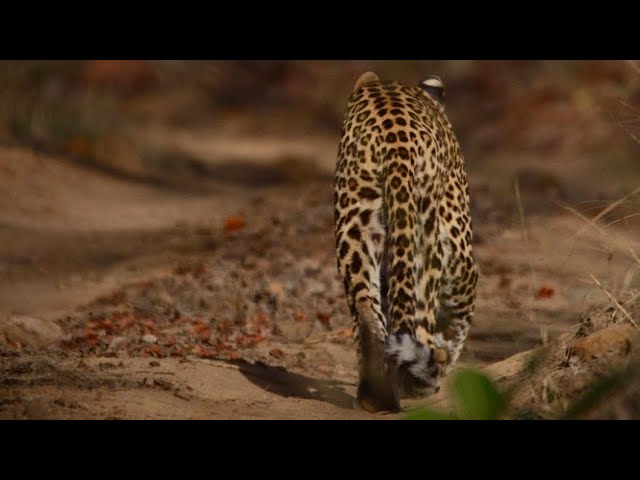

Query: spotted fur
left=334, top=72, right=478, bottom=412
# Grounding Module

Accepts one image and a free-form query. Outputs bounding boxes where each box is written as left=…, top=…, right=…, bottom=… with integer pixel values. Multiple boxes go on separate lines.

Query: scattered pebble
left=153, top=379, right=173, bottom=390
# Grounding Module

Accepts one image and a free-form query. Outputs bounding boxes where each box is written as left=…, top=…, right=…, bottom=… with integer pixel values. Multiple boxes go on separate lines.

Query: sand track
left=1, top=138, right=637, bottom=419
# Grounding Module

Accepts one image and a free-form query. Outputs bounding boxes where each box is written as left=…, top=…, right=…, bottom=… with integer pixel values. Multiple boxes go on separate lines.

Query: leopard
left=333, top=71, right=478, bottom=413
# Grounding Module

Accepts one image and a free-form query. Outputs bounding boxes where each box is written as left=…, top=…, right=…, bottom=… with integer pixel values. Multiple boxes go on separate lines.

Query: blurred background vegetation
left=1, top=61, right=638, bottom=162
left=1, top=60, right=639, bottom=200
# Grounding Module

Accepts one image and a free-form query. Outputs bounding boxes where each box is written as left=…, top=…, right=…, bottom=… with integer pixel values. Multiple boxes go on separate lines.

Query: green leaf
left=452, top=369, right=505, bottom=420
left=403, top=407, right=457, bottom=420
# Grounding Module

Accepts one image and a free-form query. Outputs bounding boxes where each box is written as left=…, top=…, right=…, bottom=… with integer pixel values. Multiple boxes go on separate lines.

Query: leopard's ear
left=353, top=71, right=379, bottom=92
left=419, top=75, right=445, bottom=106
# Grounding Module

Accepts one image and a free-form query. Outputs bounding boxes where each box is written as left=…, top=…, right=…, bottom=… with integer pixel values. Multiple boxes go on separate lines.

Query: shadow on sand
left=235, top=360, right=356, bottom=410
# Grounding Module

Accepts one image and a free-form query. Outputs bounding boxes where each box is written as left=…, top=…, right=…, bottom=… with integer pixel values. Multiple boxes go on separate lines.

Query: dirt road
left=1, top=131, right=638, bottom=419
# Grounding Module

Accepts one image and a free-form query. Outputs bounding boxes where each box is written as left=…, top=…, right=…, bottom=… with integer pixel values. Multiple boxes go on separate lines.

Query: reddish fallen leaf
left=340, top=328, right=353, bottom=338
left=536, top=286, right=555, bottom=299
left=212, top=338, right=234, bottom=352
left=224, top=215, right=246, bottom=232
left=295, top=312, right=307, bottom=323
left=235, top=334, right=268, bottom=349
left=81, top=331, right=99, bottom=346
left=142, top=345, right=164, bottom=357
left=498, top=276, right=512, bottom=289
left=192, top=322, right=210, bottom=334
left=216, top=320, right=235, bottom=335
left=64, top=135, right=94, bottom=159
left=193, top=263, right=208, bottom=277
left=88, top=318, right=115, bottom=334
left=142, top=319, right=159, bottom=334
left=228, top=351, right=243, bottom=360
left=117, top=317, right=132, bottom=330
left=174, top=264, right=191, bottom=275
left=316, top=312, right=332, bottom=329
left=81, top=60, right=156, bottom=92
left=255, top=311, right=272, bottom=327
left=164, top=336, right=177, bottom=346
left=269, top=348, right=286, bottom=359
left=192, top=345, right=217, bottom=359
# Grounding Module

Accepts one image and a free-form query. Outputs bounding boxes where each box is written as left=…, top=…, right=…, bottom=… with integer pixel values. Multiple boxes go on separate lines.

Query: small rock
left=267, top=281, right=286, bottom=301
left=299, top=259, right=320, bottom=275
left=24, top=399, right=52, bottom=419
left=0, top=315, right=64, bottom=349
left=142, top=334, right=158, bottom=344
left=305, top=279, right=325, bottom=296
left=173, top=390, right=191, bottom=401
left=149, top=361, right=161, bottom=367
left=153, top=379, right=173, bottom=390
left=269, top=348, right=286, bottom=359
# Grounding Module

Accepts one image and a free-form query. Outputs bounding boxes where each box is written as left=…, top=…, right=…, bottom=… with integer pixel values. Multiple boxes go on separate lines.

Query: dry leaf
left=269, top=348, right=286, bottom=359
left=316, top=312, right=332, bottom=329
left=224, top=215, right=246, bottom=232
left=192, top=345, right=217, bottom=359
left=536, top=286, right=555, bottom=299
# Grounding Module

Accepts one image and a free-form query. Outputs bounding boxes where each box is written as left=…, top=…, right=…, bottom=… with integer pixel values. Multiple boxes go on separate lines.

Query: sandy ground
left=1, top=131, right=639, bottom=419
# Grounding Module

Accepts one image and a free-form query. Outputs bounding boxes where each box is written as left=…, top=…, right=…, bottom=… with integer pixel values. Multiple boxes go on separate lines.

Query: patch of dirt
left=1, top=120, right=639, bottom=418
left=419, top=292, right=640, bottom=419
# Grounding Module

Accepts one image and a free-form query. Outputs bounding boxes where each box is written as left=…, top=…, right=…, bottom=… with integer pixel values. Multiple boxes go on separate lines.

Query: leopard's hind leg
left=335, top=192, right=400, bottom=413
left=433, top=176, right=478, bottom=376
